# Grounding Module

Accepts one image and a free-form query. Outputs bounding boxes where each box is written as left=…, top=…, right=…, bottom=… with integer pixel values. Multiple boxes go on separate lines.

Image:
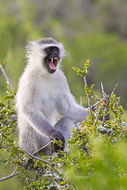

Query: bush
left=0, top=60, right=127, bottom=190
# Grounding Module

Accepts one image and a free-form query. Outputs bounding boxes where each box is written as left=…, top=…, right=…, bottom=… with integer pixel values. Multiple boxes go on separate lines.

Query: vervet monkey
left=16, top=38, right=89, bottom=154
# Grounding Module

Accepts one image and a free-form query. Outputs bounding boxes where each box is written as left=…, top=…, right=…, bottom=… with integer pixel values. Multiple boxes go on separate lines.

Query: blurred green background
left=0, top=0, right=127, bottom=189
left=0, top=0, right=127, bottom=108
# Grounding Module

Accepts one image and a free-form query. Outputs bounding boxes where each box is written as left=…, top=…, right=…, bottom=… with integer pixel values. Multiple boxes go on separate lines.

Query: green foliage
left=66, top=138, right=127, bottom=190
left=0, top=0, right=127, bottom=108
left=0, top=0, right=127, bottom=188
left=62, top=62, right=127, bottom=190
left=0, top=61, right=127, bottom=190
left=72, top=59, right=90, bottom=77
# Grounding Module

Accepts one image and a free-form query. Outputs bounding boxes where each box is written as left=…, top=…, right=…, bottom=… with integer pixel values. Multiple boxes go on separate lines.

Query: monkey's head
left=26, top=38, right=65, bottom=74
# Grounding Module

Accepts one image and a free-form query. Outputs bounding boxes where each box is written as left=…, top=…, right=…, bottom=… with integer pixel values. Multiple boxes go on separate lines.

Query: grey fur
left=37, top=37, right=57, bottom=45
left=16, top=38, right=89, bottom=155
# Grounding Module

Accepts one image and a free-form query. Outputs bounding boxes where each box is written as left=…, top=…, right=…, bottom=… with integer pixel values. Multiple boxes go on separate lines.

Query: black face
left=44, top=46, right=60, bottom=74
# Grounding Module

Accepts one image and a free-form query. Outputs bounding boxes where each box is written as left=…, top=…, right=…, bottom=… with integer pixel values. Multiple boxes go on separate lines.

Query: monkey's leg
left=19, top=127, right=52, bottom=155
left=54, top=117, right=76, bottom=151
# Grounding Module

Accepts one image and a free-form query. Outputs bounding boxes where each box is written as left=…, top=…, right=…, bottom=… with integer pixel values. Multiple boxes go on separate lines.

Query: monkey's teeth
left=48, top=58, right=59, bottom=70
left=51, top=58, right=54, bottom=63
left=54, top=58, right=59, bottom=64
left=51, top=58, right=58, bottom=63
left=53, top=58, right=58, bottom=61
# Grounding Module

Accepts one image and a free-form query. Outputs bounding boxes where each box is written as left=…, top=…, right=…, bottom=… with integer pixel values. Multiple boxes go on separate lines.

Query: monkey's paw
left=49, top=129, right=65, bottom=151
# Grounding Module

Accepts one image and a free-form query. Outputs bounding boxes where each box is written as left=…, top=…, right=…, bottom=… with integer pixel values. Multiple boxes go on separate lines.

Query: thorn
left=101, top=82, right=107, bottom=99
left=111, top=83, right=118, bottom=94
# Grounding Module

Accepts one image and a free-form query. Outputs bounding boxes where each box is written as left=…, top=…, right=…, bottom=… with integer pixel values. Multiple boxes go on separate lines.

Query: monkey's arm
left=57, top=93, right=90, bottom=122
left=22, top=108, right=53, bottom=136
left=22, top=107, right=65, bottom=143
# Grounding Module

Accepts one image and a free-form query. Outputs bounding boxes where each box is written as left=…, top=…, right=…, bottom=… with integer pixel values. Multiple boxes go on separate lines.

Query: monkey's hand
left=49, top=129, right=65, bottom=151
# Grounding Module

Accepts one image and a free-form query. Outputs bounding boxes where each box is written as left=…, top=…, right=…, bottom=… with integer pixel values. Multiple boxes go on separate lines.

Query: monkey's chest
left=40, top=92, right=58, bottom=117
left=39, top=77, right=61, bottom=117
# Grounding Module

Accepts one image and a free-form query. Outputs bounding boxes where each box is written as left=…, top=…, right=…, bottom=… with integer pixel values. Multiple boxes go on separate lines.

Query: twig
left=22, top=141, right=52, bottom=168
left=0, top=169, right=17, bottom=182
left=91, top=98, right=104, bottom=108
left=51, top=152, right=59, bottom=162
left=101, top=82, right=107, bottom=99
left=93, top=104, right=102, bottom=127
left=95, top=94, right=101, bottom=101
left=32, top=141, right=53, bottom=155
left=80, top=96, right=82, bottom=106
left=111, top=82, right=118, bottom=95
left=83, top=75, right=92, bottom=112
left=20, top=148, right=49, bottom=164
left=0, top=64, right=14, bottom=90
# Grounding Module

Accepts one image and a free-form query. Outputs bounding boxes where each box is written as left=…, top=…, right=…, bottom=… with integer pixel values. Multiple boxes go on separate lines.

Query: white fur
left=16, top=38, right=89, bottom=154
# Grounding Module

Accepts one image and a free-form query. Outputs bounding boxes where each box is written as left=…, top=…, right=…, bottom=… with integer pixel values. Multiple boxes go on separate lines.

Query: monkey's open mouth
left=48, top=57, right=59, bottom=71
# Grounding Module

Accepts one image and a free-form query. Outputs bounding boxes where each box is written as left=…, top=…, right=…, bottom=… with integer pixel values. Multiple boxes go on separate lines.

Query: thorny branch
left=111, top=83, right=118, bottom=95
left=23, top=141, right=53, bottom=167
left=101, top=82, right=107, bottom=99
left=91, top=98, right=105, bottom=108
left=83, top=74, right=92, bottom=112
left=33, top=141, right=53, bottom=155
left=93, top=105, right=102, bottom=127
left=0, top=64, right=14, bottom=91
left=0, top=169, right=17, bottom=182
left=20, top=148, right=49, bottom=164
left=0, top=142, right=53, bottom=182
left=92, top=82, right=119, bottom=125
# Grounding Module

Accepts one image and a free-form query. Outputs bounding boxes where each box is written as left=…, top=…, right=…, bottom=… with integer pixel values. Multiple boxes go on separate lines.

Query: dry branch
left=20, top=148, right=49, bottom=164
left=101, top=82, right=107, bottom=99
left=0, top=169, right=17, bottom=182
left=0, top=64, right=14, bottom=90
left=33, top=141, right=53, bottom=155
left=23, top=141, right=53, bottom=167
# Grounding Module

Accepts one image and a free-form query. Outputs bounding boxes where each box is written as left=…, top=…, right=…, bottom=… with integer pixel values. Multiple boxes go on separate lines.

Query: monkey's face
left=44, top=46, right=60, bottom=74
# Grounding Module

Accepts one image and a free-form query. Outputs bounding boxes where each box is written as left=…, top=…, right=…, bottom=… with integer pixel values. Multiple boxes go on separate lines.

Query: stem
left=101, top=82, right=107, bottom=99
left=83, top=75, right=92, bottom=112
left=0, top=169, right=17, bottom=182
left=20, top=148, right=49, bottom=164
left=0, top=64, right=14, bottom=91
left=111, top=83, right=118, bottom=94
left=33, top=141, right=53, bottom=155
left=91, top=98, right=104, bottom=108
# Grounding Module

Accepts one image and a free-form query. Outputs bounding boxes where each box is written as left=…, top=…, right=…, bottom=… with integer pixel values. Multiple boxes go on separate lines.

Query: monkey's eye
left=47, top=47, right=51, bottom=52
left=44, top=47, right=51, bottom=54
